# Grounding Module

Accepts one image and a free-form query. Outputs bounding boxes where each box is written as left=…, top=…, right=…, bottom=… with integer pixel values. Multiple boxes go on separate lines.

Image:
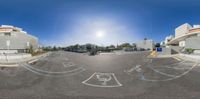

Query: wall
left=136, top=40, right=155, bottom=50
left=185, top=36, right=200, bottom=49
left=0, top=50, right=18, bottom=54
left=0, top=31, right=38, bottom=52
left=179, top=40, right=185, bottom=47
left=0, top=53, right=31, bottom=61
left=168, top=45, right=183, bottom=54
left=157, top=48, right=172, bottom=55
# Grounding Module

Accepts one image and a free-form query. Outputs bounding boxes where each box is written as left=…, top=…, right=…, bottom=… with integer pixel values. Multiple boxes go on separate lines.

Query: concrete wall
left=0, top=53, right=31, bottom=61
left=0, top=31, right=38, bottom=53
left=185, top=36, right=200, bottom=49
left=136, top=40, right=155, bottom=50
left=157, top=48, right=172, bottom=55
left=179, top=40, right=185, bottom=47
left=194, top=50, right=200, bottom=54
left=168, top=46, right=183, bottom=54
left=0, top=50, right=18, bottom=54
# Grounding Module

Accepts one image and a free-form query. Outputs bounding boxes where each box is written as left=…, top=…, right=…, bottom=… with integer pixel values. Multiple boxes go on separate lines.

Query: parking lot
left=0, top=51, right=200, bottom=99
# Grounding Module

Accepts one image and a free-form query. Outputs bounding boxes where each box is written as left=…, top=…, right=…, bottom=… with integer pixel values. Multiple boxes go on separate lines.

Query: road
left=0, top=51, right=200, bottom=99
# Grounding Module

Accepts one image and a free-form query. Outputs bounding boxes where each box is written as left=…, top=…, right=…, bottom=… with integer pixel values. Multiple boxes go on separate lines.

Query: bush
left=185, top=48, right=194, bottom=54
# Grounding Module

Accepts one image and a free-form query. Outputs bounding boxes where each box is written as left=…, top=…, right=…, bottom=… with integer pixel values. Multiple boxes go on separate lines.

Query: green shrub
left=185, top=48, right=194, bottom=54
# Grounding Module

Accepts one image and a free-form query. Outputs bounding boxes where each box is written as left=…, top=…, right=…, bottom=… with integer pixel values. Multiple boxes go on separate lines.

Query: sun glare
left=96, top=31, right=105, bottom=38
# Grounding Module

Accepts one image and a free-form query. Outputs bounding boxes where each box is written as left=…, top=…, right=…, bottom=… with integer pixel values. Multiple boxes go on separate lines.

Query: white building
left=167, top=23, right=200, bottom=53
left=0, top=25, right=38, bottom=54
left=136, top=39, right=155, bottom=51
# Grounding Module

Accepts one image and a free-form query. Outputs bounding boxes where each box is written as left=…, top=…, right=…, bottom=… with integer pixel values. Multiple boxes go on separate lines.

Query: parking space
left=0, top=51, right=199, bottom=99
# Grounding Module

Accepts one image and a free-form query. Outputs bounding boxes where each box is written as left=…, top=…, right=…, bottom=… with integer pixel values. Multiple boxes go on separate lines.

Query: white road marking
left=124, top=65, right=141, bottom=74
left=0, top=64, right=19, bottom=67
left=82, top=72, right=122, bottom=87
left=24, top=63, right=84, bottom=74
left=62, top=62, right=75, bottom=67
left=146, top=65, right=177, bottom=77
left=143, top=59, right=153, bottom=63
left=141, top=63, right=198, bottom=82
left=154, top=66, right=189, bottom=70
left=125, top=60, right=199, bottom=82
left=21, top=63, right=85, bottom=77
left=173, top=56, right=182, bottom=61
left=28, top=59, right=38, bottom=64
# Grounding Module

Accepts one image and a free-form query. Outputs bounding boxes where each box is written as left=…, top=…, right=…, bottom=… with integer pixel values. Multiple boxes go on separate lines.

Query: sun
left=95, top=31, right=105, bottom=38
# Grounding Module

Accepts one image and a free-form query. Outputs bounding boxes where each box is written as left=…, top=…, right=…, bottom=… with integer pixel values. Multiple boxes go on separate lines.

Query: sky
left=1, top=0, right=200, bottom=46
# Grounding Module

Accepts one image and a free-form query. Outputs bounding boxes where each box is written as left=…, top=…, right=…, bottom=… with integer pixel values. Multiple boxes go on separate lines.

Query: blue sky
left=1, top=0, right=200, bottom=46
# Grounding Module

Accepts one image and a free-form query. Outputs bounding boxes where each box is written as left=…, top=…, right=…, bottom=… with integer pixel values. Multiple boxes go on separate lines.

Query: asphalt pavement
left=0, top=51, right=200, bottom=99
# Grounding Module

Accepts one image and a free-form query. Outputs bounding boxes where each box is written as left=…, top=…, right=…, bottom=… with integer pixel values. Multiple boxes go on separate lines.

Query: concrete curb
left=179, top=54, right=200, bottom=63
left=0, top=52, right=51, bottom=67
left=0, top=64, right=19, bottom=67
left=148, top=53, right=200, bottom=63
left=147, top=54, right=176, bottom=59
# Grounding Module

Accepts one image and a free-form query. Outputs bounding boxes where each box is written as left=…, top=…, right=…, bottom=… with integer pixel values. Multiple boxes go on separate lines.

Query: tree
left=86, top=44, right=93, bottom=52
left=109, top=45, right=115, bottom=49
left=27, top=45, right=34, bottom=55
left=53, top=46, right=57, bottom=51
left=132, top=43, right=137, bottom=48
left=120, top=43, right=132, bottom=48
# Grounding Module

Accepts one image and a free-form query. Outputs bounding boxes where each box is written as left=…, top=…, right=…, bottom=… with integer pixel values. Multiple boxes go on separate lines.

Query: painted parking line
left=62, top=62, right=75, bottom=67
left=0, top=64, right=19, bottom=67
left=173, top=56, right=182, bottom=61
left=125, top=61, right=199, bottom=82
left=146, top=65, right=177, bottom=77
left=82, top=72, right=122, bottom=87
left=21, top=63, right=86, bottom=77
left=141, top=63, right=199, bottom=82
left=28, top=59, right=38, bottom=64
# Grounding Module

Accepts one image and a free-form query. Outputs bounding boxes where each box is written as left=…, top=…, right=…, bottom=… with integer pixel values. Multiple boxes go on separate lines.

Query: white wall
left=0, top=50, right=18, bottom=54
left=0, top=53, right=31, bottom=61
left=185, top=36, right=200, bottom=49
left=179, top=41, right=185, bottom=47
left=197, top=33, right=200, bottom=37
left=136, top=40, right=155, bottom=50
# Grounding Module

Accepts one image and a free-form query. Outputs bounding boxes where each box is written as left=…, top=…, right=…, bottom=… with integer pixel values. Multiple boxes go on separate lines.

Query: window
left=4, top=33, right=11, bottom=36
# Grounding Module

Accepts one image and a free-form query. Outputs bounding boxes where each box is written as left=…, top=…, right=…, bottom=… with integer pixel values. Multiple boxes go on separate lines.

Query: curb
left=0, top=52, right=50, bottom=67
left=179, top=54, right=200, bottom=63
left=0, top=64, right=19, bottom=67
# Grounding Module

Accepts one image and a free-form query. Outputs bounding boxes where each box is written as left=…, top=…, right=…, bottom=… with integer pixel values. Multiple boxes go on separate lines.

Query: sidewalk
left=155, top=53, right=200, bottom=63
left=0, top=52, right=50, bottom=67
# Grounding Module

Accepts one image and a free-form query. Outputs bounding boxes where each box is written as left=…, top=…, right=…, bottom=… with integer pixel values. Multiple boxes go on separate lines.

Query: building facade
left=136, top=39, right=155, bottom=51
left=167, top=23, right=200, bottom=53
left=0, top=25, right=38, bottom=53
